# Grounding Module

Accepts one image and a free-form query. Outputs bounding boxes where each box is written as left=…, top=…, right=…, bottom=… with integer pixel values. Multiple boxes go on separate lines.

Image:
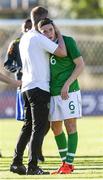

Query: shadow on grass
left=1, top=155, right=103, bottom=173
left=1, top=155, right=103, bottom=158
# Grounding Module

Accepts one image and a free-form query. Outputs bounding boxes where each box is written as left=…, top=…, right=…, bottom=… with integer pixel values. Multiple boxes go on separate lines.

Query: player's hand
left=61, top=82, right=69, bottom=100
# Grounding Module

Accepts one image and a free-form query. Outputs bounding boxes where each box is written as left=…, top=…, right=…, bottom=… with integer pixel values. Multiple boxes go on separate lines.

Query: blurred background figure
left=4, top=18, right=32, bottom=122
left=4, top=18, right=32, bottom=81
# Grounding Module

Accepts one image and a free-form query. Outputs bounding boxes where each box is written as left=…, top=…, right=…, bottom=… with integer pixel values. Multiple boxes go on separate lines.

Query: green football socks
left=66, top=132, right=78, bottom=164
left=55, top=131, right=67, bottom=161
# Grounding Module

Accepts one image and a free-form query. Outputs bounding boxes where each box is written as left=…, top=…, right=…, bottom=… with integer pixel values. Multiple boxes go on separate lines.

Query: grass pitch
left=0, top=117, right=103, bottom=179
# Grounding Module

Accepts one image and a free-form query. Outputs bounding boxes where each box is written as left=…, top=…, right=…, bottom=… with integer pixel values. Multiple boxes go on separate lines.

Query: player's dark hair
left=38, top=18, right=53, bottom=29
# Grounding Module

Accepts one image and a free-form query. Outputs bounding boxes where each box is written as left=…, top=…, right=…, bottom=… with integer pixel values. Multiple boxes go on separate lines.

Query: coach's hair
left=30, top=6, right=48, bottom=28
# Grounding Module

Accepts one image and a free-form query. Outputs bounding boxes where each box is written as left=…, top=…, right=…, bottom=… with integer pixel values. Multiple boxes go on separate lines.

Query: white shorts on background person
left=49, top=90, right=82, bottom=121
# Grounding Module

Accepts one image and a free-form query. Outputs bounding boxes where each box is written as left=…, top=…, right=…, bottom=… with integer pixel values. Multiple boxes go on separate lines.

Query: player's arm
left=67, top=56, right=84, bottom=85
left=61, top=56, right=85, bottom=99
left=0, top=73, right=22, bottom=87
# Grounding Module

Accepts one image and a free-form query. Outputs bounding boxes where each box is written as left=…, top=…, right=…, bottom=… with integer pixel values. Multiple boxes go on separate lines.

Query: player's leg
left=49, top=96, right=67, bottom=163
left=51, top=121, right=67, bottom=162
left=51, top=118, right=77, bottom=174
left=55, top=118, right=77, bottom=174
left=57, top=90, right=81, bottom=174
left=51, top=121, right=68, bottom=174
left=64, top=118, right=77, bottom=169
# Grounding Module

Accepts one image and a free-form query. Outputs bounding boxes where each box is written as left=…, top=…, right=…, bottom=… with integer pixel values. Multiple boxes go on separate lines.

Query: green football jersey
left=50, top=36, right=81, bottom=96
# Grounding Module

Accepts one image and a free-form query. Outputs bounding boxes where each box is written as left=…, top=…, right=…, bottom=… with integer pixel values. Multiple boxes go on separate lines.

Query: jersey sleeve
left=4, top=38, right=22, bottom=73
left=64, top=36, right=81, bottom=60
left=37, top=33, right=58, bottom=54
left=4, top=41, right=15, bottom=67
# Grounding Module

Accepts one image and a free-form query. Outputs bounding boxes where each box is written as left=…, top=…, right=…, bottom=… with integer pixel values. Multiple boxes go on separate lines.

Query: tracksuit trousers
left=12, top=87, right=50, bottom=169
